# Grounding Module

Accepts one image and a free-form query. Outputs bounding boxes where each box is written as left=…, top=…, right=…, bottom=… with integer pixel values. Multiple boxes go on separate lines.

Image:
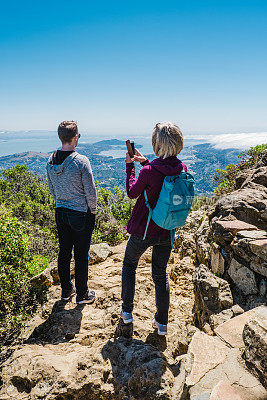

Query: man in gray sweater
left=46, top=121, right=97, bottom=304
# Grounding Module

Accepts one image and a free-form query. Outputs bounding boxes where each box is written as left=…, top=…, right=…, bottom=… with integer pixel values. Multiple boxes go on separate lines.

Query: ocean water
left=0, top=131, right=209, bottom=158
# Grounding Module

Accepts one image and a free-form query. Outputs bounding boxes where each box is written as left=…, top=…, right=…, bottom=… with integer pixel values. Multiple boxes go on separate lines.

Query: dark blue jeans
left=55, top=207, right=95, bottom=296
left=121, top=234, right=172, bottom=325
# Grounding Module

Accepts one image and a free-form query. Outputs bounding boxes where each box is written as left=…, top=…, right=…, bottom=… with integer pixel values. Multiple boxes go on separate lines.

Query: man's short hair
left=152, top=121, right=183, bottom=159
left=58, top=121, right=78, bottom=143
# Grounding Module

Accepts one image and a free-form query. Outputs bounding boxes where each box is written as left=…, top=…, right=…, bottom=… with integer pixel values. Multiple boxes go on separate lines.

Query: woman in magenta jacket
left=121, top=122, right=186, bottom=335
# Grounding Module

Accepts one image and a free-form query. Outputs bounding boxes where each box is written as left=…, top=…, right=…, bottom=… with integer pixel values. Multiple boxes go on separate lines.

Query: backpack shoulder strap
left=143, top=190, right=153, bottom=240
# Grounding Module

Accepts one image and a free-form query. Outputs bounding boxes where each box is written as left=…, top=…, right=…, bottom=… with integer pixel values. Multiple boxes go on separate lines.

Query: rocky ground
left=0, top=241, right=197, bottom=400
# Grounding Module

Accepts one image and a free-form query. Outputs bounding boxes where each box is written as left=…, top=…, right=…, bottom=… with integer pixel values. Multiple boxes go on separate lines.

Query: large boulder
left=214, top=306, right=265, bottom=348
left=242, top=306, right=267, bottom=388
left=192, top=264, right=233, bottom=329
left=210, top=186, right=267, bottom=231
left=183, top=330, right=266, bottom=400
left=1, top=338, right=176, bottom=400
left=235, top=166, right=267, bottom=190
left=228, top=258, right=258, bottom=296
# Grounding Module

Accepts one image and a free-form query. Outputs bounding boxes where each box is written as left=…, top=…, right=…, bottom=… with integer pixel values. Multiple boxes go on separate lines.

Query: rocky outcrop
left=183, top=322, right=266, bottom=399
left=208, top=153, right=267, bottom=309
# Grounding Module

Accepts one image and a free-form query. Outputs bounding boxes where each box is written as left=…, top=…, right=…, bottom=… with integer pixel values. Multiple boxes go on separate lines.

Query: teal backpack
left=143, top=168, right=195, bottom=247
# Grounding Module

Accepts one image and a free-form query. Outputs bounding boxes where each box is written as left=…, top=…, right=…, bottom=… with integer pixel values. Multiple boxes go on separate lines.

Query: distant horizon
left=0, top=129, right=266, bottom=158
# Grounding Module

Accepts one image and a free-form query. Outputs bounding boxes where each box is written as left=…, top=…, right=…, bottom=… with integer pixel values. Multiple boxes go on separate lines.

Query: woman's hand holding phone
left=134, top=149, right=147, bottom=164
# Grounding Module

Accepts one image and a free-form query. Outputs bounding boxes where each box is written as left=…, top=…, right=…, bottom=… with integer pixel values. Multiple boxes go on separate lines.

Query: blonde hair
left=152, top=122, right=183, bottom=159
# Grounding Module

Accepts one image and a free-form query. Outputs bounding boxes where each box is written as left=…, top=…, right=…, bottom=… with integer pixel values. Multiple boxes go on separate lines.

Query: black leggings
left=121, top=234, right=172, bottom=325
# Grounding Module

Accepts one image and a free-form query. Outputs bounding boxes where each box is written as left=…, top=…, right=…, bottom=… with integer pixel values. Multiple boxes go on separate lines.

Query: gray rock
left=238, top=166, right=267, bottom=190
left=210, top=243, right=225, bottom=276
left=185, top=331, right=266, bottom=400
left=230, top=236, right=252, bottom=264
left=236, top=230, right=267, bottom=240
left=210, top=186, right=267, bottom=231
left=250, top=256, right=267, bottom=278
left=228, top=258, right=258, bottom=296
left=209, top=309, right=234, bottom=331
left=242, top=305, right=267, bottom=388
left=259, top=279, right=267, bottom=298
left=231, top=304, right=245, bottom=316
left=195, top=217, right=211, bottom=266
left=214, top=305, right=265, bottom=349
left=191, top=393, right=211, bottom=400
left=30, top=268, right=53, bottom=289
left=249, top=239, right=267, bottom=262
left=192, top=264, right=233, bottom=329
left=102, top=338, right=174, bottom=398
left=210, top=380, right=243, bottom=400
left=89, top=243, right=113, bottom=264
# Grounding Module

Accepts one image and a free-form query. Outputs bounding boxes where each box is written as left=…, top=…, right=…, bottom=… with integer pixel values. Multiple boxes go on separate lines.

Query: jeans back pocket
left=67, top=214, right=86, bottom=231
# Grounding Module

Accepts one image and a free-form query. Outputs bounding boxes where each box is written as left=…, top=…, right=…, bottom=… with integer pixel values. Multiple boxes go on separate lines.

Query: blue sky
left=0, top=0, right=267, bottom=134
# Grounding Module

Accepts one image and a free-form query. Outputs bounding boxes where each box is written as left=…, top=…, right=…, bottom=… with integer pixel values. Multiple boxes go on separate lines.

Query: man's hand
left=125, top=152, right=134, bottom=164
left=134, top=148, right=147, bottom=164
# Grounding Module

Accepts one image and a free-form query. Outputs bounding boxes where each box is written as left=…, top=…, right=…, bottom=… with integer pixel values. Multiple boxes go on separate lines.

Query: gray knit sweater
left=46, top=152, right=97, bottom=213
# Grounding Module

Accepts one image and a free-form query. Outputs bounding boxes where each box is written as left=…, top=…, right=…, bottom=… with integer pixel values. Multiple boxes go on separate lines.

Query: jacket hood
left=47, top=151, right=79, bottom=175
left=150, top=156, right=185, bottom=176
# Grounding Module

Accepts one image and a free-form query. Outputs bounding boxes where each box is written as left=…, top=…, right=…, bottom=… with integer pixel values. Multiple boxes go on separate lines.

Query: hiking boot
left=152, top=318, right=167, bottom=335
left=76, top=290, right=96, bottom=304
left=120, top=310, right=133, bottom=324
left=61, top=285, right=76, bottom=301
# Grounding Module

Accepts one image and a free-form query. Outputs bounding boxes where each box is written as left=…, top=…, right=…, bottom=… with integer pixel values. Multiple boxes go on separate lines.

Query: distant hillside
left=0, top=142, right=241, bottom=195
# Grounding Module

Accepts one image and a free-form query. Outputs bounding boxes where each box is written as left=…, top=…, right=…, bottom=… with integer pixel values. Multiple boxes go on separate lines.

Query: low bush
left=214, top=144, right=267, bottom=195
left=0, top=207, right=48, bottom=344
left=92, top=184, right=134, bottom=244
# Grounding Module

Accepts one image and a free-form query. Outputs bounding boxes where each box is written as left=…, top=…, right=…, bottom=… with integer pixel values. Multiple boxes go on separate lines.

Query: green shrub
left=0, top=207, right=48, bottom=343
left=214, top=144, right=267, bottom=195
left=92, top=183, right=134, bottom=245
left=0, top=165, right=57, bottom=259
left=191, top=195, right=217, bottom=211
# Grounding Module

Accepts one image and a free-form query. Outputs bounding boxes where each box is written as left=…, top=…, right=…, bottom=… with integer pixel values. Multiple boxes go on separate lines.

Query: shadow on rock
left=101, top=337, right=174, bottom=399
left=27, top=300, right=85, bottom=344
left=114, top=318, right=133, bottom=339
left=145, top=331, right=167, bottom=352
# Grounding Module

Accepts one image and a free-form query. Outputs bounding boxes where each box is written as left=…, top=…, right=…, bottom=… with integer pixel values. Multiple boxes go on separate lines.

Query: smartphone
left=126, top=140, right=135, bottom=157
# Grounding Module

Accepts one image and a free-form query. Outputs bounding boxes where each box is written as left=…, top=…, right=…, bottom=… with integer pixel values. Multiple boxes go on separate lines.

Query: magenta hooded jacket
left=126, top=156, right=187, bottom=238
